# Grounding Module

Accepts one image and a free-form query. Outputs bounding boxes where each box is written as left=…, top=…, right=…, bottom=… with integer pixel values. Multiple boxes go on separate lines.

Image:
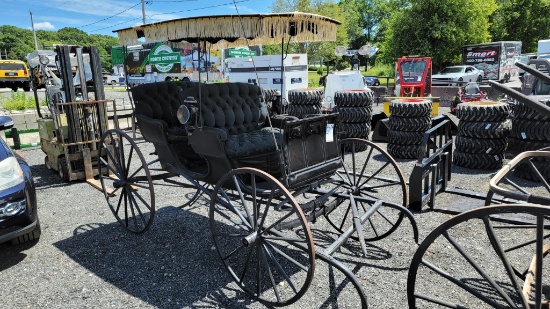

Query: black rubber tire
left=454, top=136, right=507, bottom=154
left=261, top=88, right=278, bottom=103
left=388, top=116, right=431, bottom=132
left=387, top=130, right=425, bottom=145
left=23, top=82, right=31, bottom=92
left=332, top=106, right=372, bottom=123
left=510, top=118, right=550, bottom=141
left=44, top=156, right=51, bottom=170
left=476, top=75, right=482, bottom=82
left=513, top=161, right=550, bottom=182
left=508, top=138, right=550, bottom=153
left=58, top=157, right=69, bottom=181
left=340, top=122, right=371, bottom=139
left=286, top=104, right=321, bottom=118
left=334, top=90, right=374, bottom=107
left=10, top=219, right=41, bottom=245
left=387, top=143, right=422, bottom=159
left=288, top=88, right=324, bottom=105
left=389, top=99, right=432, bottom=117
left=513, top=101, right=550, bottom=120
left=457, top=119, right=511, bottom=139
left=453, top=150, right=504, bottom=170
left=455, top=101, right=511, bottom=122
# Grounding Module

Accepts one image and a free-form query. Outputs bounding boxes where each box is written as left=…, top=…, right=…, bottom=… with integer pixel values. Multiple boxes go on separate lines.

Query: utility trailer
left=31, top=46, right=110, bottom=190
left=462, top=41, right=522, bottom=82
left=226, top=53, right=308, bottom=101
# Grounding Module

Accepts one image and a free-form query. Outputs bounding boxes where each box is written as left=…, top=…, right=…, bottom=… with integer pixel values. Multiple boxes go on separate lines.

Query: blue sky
left=2, top=0, right=276, bottom=37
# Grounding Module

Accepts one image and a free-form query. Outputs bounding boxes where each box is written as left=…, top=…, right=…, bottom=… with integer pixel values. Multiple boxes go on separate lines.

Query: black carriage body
left=131, top=81, right=342, bottom=187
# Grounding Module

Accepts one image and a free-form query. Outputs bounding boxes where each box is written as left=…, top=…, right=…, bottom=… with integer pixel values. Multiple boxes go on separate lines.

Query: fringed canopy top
left=113, top=12, right=341, bottom=49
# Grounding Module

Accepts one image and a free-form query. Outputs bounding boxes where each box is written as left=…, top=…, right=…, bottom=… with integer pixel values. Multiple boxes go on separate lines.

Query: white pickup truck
left=103, top=72, right=125, bottom=85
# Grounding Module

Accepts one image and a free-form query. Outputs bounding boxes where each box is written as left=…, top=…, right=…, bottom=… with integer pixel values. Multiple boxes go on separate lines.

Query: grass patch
left=307, top=70, right=394, bottom=88
left=0, top=91, right=45, bottom=110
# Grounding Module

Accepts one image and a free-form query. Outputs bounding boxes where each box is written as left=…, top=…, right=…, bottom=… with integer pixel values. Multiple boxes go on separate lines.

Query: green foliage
left=0, top=25, right=119, bottom=72
left=270, top=0, right=351, bottom=67
left=490, top=0, right=550, bottom=53
left=366, top=63, right=394, bottom=76
left=0, top=91, right=44, bottom=111
left=316, top=67, right=324, bottom=75
left=379, top=0, right=497, bottom=68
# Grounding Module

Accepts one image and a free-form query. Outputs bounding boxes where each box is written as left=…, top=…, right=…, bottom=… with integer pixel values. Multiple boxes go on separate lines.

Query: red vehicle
left=450, top=82, right=488, bottom=114
left=394, top=56, right=432, bottom=97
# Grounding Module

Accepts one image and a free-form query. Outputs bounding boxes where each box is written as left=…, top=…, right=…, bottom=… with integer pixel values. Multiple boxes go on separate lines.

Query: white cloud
left=33, top=22, right=56, bottom=30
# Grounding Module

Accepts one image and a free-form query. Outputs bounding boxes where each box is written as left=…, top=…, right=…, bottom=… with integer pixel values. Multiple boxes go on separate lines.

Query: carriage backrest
left=177, top=82, right=268, bottom=135
left=131, top=81, right=268, bottom=135
left=131, top=81, right=197, bottom=128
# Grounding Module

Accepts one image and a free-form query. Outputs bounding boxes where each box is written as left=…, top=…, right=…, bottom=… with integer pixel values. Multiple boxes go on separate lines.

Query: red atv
left=451, top=82, right=488, bottom=114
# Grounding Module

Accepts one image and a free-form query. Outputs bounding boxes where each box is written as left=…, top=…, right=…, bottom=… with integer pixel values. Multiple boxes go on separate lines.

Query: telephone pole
left=141, top=0, right=146, bottom=24
left=30, top=11, right=39, bottom=51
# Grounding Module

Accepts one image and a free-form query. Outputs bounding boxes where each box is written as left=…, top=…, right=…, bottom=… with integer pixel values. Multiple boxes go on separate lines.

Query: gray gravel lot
left=0, top=87, right=546, bottom=308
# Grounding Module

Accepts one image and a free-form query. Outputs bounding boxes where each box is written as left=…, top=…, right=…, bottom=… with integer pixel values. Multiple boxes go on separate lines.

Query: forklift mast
left=35, top=45, right=110, bottom=185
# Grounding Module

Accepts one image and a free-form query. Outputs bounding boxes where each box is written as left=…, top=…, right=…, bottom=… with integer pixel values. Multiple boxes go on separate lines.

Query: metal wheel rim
left=209, top=167, right=315, bottom=306
left=408, top=204, right=550, bottom=309
left=326, top=138, right=408, bottom=241
left=98, top=129, right=155, bottom=234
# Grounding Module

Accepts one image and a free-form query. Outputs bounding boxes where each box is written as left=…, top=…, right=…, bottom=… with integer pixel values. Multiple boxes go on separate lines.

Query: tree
left=379, top=0, right=497, bottom=69
left=268, top=0, right=351, bottom=70
left=490, top=0, right=550, bottom=53
left=0, top=26, right=34, bottom=59
left=57, top=27, right=91, bottom=46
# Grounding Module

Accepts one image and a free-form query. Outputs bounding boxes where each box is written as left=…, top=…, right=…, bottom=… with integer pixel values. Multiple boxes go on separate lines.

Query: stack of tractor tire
left=387, top=99, right=432, bottom=159
left=509, top=100, right=550, bottom=181
left=454, top=101, right=511, bottom=170
left=286, top=88, right=324, bottom=118
left=332, top=90, right=374, bottom=145
left=261, top=88, right=280, bottom=114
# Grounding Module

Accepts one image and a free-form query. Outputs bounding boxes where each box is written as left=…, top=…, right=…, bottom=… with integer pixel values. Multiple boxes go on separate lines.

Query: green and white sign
left=228, top=47, right=257, bottom=57
left=149, top=44, right=181, bottom=73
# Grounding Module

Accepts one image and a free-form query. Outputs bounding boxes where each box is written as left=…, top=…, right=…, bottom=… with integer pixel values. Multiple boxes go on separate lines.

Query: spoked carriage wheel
left=209, top=168, right=315, bottom=307
left=98, top=129, right=155, bottom=234
left=326, top=138, right=408, bottom=241
left=408, top=204, right=550, bottom=309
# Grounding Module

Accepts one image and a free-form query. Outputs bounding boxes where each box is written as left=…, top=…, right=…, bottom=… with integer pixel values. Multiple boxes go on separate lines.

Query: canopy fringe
left=115, top=12, right=340, bottom=48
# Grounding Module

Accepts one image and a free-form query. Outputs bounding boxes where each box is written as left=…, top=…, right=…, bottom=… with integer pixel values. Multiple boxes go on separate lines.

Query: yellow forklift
left=31, top=45, right=110, bottom=190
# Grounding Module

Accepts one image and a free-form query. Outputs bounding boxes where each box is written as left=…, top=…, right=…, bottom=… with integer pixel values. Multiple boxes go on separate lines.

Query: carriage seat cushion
left=225, top=127, right=283, bottom=158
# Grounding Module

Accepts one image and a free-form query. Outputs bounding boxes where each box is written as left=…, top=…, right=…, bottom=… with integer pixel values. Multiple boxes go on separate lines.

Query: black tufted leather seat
left=131, top=81, right=282, bottom=166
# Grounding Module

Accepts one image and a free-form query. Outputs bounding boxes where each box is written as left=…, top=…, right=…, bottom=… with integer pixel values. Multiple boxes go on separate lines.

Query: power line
left=90, top=0, right=252, bottom=33
left=90, top=17, right=142, bottom=33
left=79, top=2, right=142, bottom=28
left=148, top=0, right=251, bottom=17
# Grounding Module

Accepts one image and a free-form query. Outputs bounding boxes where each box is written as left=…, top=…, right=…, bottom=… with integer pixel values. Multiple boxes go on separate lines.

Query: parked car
left=432, top=65, right=484, bottom=86
left=364, top=76, right=381, bottom=86
left=0, top=116, right=40, bottom=245
left=0, top=60, right=31, bottom=92
left=103, top=72, right=126, bottom=85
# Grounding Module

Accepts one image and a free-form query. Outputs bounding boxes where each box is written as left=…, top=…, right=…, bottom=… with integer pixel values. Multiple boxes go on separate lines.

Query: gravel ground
left=0, top=87, right=547, bottom=308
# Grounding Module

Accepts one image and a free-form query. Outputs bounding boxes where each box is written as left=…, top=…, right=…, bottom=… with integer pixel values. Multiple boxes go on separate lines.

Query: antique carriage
left=95, top=12, right=416, bottom=307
